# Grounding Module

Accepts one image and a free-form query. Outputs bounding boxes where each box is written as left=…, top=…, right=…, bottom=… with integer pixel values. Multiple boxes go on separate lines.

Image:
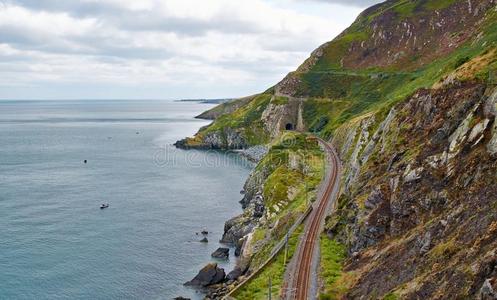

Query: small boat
left=100, top=204, right=109, bottom=209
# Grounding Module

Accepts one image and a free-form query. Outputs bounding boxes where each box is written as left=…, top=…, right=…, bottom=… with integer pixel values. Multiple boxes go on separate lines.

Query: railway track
left=283, top=138, right=341, bottom=300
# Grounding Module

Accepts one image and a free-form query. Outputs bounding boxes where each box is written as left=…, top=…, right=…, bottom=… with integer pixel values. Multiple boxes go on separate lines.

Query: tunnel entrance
left=285, top=123, right=294, bottom=130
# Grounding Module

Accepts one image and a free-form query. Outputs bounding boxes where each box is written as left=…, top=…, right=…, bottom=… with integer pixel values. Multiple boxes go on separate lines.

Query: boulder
left=174, top=297, right=190, bottom=300
left=220, top=214, right=254, bottom=245
left=184, top=263, right=226, bottom=287
left=226, top=267, right=243, bottom=281
left=200, top=237, right=208, bottom=243
left=211, top=247, right=229, bottom=259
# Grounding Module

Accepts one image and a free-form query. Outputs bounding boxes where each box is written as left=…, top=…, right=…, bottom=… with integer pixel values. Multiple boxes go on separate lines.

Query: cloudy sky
left=0, top=0, right=380, bottom=100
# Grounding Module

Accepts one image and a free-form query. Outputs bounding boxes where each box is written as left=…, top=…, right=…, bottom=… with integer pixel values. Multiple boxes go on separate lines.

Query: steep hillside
left=177, top=0, right=497, bottom=298
left=177, top=0, right=497, bottom=149
left=325, top=79, right=497, bottom=299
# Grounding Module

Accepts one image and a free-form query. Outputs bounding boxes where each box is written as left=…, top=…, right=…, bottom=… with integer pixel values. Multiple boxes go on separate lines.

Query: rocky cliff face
left=325, top=79, right=497, bottom=298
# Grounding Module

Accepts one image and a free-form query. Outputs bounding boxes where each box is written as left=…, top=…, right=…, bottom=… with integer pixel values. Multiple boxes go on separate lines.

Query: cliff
left=178, top=0, right=497, bottom=298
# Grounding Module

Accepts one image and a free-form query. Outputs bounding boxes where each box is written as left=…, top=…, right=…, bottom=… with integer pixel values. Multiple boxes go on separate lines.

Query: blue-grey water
left=0, top=100, right=251, bottom=300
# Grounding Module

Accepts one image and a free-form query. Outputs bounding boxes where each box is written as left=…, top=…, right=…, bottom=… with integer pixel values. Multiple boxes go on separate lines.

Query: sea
left=0, top=100, right=252, bottom=300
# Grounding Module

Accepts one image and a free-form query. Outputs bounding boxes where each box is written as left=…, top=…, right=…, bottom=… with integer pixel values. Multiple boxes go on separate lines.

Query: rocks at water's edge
left=184, top=263, right=225, bottom=287
left=174, top=128, right=247, bottom=150
left=200, top=237, right=208, bottom=243
left=211, top=247, right=229, bottom=259
left=226, top=267, right=243, bottom=281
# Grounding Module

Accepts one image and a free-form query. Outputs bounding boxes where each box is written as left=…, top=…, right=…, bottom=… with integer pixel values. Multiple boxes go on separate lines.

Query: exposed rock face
left=219, top=146, right=278, bottom=258
left=261, top=96, right=305, bottom=138
left=327, top=82, right=497, bottom=298
left=238, top=145, right=269, bottom=163
left=211, top=247, right=229, bottom=259
left=479, top=278, right=497, bottom=300
left=174, top=128, right=247, bottom=150
left=184, top=263, right=225, bottom=287
left=486, top=88, right=497, bottom=155
left=220, top=197, right=262, bottom=256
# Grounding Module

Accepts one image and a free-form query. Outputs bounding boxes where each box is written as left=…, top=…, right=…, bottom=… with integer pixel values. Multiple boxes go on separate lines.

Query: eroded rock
left=211, top=247, right=229, bottom=259
left=184, top=263, right=226, bottom=287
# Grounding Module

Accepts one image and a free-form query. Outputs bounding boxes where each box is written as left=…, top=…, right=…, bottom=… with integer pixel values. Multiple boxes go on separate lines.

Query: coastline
left=176, top=114, right=258, bottom=299
left=175, top=127, right=327, bottom=299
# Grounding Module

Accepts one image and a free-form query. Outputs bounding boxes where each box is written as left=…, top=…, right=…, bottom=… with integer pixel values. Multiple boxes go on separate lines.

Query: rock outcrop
left=174, top=128, right=248, bottom=150
left=211, top=248, right=229, bottom=260
left=184, top=263, right=225, bottom=287
left=226, top=267, right=243, bottom=281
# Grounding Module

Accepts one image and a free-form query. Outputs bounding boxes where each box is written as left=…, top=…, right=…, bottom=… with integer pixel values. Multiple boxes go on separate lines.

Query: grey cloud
left=0, top=0, right=361, bottom=99
left=113, top=12, right=265, bottom=36
left=0, top=23, right=174, bottom=60
left=0, top=1, right=289, bottom=63
left=8, top=0, right=266, bottom=37
left=6, top=0, right=121, bottom=17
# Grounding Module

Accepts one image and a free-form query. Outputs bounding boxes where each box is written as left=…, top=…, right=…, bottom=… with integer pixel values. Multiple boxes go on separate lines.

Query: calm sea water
left=0, top=100, right=252, bottom=300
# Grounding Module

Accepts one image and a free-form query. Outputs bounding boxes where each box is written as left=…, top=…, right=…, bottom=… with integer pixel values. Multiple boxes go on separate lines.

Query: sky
left=0, top=0, right=381, bottom=100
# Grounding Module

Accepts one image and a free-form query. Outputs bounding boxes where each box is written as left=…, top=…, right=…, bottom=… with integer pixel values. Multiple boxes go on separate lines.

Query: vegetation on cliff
left=319, top=236, right=347, bottom=300
left=235, top=132, right=324, bottom=263
left=221, top=132, right=324, bottom=298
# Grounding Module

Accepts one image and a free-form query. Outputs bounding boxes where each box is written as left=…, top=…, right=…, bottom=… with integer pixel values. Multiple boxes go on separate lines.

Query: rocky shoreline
left=173, top=139, right=268, bottom=299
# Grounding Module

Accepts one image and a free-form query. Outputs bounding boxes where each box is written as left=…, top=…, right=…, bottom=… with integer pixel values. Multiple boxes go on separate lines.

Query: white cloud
left=0, top=0, right=364, bottom=99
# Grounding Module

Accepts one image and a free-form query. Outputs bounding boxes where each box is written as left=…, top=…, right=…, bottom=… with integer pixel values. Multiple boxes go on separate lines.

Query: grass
left=233, top=225, right=304, bottom=299
left=428, top=238, right=460, bottom=260
left=311, top=30, right=369, bottom=71
left=383, top=292, right=399, bottom=300
left=365, top=0, right=458, bottom=22
left=392, top=0, right=418, bottom=18
left=271, top=96, right=289, bottom=105
left=424, top=0, right=458, bottom=11
left=318, top=236, right=347, bottom=300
